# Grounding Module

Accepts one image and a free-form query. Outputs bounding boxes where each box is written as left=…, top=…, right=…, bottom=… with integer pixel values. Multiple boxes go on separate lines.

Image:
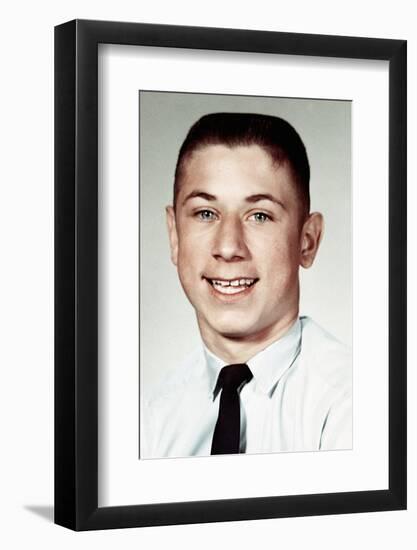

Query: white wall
left=0, top=1, right=415, bottom=548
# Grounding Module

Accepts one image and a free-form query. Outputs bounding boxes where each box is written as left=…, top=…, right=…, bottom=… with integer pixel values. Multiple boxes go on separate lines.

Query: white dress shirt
left=141, top=316, right=352, bottom=458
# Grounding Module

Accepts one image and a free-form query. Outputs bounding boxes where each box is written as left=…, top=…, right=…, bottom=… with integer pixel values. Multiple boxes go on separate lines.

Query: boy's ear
left=166, top=206, right=178, bottom=266
left=300, top=212, right=324, bottom=268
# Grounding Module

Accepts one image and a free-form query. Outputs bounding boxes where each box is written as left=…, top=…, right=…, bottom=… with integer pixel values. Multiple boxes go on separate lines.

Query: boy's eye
left=197, top=210, right=217, bottom=221
left=250, top=212, right=271, bottom=223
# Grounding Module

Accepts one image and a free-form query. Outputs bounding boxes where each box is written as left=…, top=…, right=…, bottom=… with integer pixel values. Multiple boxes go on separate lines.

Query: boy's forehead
left=183, top=143, right=276, bottom=173
left=178, top=144, right=297, bottom=199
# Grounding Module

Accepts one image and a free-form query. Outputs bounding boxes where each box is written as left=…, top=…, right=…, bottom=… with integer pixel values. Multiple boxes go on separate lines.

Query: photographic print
left=139, top=91, right=352, bottom=459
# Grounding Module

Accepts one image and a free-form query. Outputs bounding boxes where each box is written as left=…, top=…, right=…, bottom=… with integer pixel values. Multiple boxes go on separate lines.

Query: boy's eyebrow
left=245, top=193, right=285, bottom=209
left=181, top=191, right=285, bottom=209
left=182, top=191, right=217, bottom=205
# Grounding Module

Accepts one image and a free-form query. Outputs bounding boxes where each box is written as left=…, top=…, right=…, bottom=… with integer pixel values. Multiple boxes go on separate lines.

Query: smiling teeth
left=210, top=278, right=256, bottom=294
left=212, top=278, right=255, bottom=287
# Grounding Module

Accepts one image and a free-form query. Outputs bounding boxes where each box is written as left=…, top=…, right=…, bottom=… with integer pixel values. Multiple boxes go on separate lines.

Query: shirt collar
left=203, top=318, right=301, bottom=399
left=203, top=345, right=228, bottom=399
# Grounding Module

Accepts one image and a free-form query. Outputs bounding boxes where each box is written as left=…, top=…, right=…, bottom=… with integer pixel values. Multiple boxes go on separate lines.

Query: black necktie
left=211, top=363, right=253, bottom=455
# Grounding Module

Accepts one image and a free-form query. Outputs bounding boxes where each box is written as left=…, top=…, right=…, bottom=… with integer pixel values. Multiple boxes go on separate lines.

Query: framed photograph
left=55, top=19, right=406, bottom=530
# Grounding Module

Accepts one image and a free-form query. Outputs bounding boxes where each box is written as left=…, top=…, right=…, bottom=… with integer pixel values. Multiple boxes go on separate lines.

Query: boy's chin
left=206, top=319, right=259, bottom=341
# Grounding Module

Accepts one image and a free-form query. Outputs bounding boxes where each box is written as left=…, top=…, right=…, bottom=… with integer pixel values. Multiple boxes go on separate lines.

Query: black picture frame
left=54, top=19, right=407, bottom=531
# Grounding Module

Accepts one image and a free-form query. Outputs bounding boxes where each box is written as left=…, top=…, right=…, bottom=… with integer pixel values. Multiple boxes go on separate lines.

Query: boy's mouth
left=204, top=277, right=258, bottom=295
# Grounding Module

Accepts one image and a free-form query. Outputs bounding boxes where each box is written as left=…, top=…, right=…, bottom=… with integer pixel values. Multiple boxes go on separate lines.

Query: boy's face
left=166, top=144, right=321, bottom=344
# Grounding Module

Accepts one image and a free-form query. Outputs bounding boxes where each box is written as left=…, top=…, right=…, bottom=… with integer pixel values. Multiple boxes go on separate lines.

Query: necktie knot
left=216, top=363, right=253, bottom=393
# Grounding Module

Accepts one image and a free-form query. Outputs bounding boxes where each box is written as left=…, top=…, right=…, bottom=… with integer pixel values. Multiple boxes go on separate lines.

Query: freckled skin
left=166, top=144, right=323, bottom=362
